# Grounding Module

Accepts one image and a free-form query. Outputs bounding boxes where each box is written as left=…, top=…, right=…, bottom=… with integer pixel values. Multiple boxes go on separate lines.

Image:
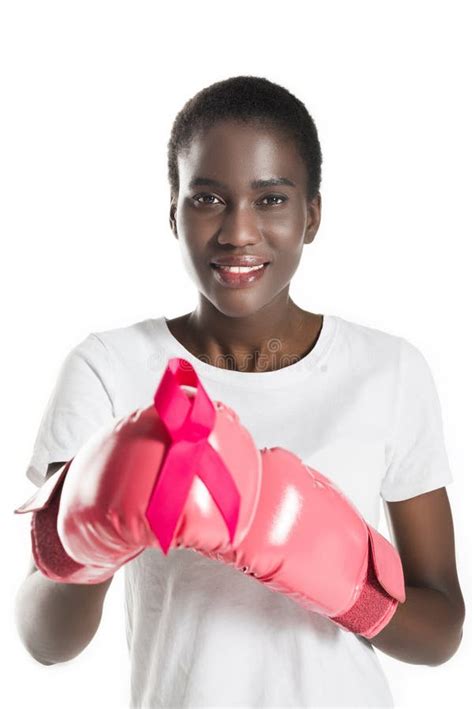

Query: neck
left=185, top=295, right=315, bottom=372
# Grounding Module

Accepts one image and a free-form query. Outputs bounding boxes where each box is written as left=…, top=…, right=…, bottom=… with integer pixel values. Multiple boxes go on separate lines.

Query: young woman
left=19, top=76, right=465, bottom=707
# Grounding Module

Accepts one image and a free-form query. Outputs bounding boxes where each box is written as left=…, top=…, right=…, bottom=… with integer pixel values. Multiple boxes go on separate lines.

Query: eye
left=259, top=194, right=287, bottom=206
left=191, top=193, right=287, bottom=207
left=192, top=193, right=221, bottom=205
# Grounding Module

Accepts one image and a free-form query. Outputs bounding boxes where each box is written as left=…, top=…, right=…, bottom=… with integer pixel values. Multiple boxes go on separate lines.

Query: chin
left=208, top=298, right=271, bottom=321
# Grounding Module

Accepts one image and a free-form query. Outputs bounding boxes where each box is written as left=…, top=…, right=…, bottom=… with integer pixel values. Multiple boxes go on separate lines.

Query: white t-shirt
left=25, top=314, right=453, bottom=708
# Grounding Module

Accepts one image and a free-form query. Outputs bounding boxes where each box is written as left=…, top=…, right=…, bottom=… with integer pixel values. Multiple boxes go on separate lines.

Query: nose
left=216, top=205, right=262, bottom=248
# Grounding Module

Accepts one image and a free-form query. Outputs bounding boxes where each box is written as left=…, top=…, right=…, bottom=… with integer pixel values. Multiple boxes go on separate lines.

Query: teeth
left=217, top=264, right=265, bottom=273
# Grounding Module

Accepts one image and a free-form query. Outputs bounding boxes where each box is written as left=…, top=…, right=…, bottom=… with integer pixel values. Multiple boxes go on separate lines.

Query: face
left=169, top=119, right=321, bottom=319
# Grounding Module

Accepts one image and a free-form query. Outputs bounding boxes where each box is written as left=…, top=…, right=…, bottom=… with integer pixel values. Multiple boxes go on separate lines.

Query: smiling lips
left=212, top=264, right=265, bottom=273
left=210, top=255, right=270, bottom=268
left=211, top=262, right=269, bottom=287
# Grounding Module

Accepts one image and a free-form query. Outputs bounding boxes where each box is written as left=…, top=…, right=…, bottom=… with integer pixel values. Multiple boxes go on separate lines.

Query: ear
left=169, top=195, right=178, bottom=239
left=304, top=192, right=322, bottom=245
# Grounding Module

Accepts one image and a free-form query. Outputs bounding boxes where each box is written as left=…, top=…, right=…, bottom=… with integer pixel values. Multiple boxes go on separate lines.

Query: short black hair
left=167, top=75, right=323, bottom=202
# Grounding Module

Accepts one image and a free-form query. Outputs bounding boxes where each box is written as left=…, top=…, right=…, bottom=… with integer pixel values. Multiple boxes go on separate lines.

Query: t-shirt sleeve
left=25, top=333, right=116, bottom=487
left=380, top=338, right=454, bottom=501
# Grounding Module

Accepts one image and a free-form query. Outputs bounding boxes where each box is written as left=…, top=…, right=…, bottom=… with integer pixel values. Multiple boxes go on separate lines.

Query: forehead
left=178, top=120, right=306, bottom=189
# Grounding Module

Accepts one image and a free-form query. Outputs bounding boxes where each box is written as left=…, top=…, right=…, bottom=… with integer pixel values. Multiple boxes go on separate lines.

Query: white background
left=1, top=1, right=472, bottom=707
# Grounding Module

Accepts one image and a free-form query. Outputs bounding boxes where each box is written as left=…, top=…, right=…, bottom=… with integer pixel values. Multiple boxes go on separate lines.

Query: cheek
left=263, top=207, right=307, bottom=256
left=268, top=220, right=307, bottom=277
left=270, top=248, right=304, bottom=286
left=176, top=240, right=203, bottom=284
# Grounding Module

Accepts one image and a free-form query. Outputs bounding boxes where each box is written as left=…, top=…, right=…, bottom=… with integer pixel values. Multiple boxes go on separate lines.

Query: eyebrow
left=188, top=176, right=296, bottom=190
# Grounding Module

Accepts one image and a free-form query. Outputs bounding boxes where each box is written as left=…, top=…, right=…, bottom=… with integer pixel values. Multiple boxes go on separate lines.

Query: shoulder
left=335, top=314, right=403, bottom=347
left=86, top=316, right=164, bottom=360
left=336, top=317, right=437, bottom=391
left=332, top=315, right=406, bottom=373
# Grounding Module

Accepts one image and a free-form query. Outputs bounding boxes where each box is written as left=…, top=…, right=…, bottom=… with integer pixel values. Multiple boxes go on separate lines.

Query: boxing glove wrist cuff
left=14, top=463, right=118, bottom=585
left=330, top=523, right=405, bottom=639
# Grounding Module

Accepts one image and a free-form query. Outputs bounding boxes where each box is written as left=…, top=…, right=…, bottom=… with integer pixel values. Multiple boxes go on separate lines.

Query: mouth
left=210, top=262, right=270, bottom=288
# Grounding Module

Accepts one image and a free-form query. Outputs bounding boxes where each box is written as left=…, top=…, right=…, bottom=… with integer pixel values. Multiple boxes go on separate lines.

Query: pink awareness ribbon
left=145, top=357, right=241, bottom=555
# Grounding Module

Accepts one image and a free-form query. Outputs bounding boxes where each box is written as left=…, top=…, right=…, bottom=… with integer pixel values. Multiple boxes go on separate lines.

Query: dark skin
left=371, top=489, right=465, bottom=665
left=167, top=119, right=465, bottom=665
left=168, top=119, right=323, bottom=373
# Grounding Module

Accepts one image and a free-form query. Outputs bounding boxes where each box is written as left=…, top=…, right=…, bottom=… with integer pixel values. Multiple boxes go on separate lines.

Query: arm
left=15, top=463, right=114, bottom=665
left=15, top=565, right=113, bottom=666
left=368, top=487, right=465, bottom=666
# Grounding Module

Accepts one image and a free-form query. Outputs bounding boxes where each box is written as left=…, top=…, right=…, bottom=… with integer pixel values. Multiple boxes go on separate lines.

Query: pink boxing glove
left=14, top=357, right=261, bottom=584
left=214, top=447, right=406, bottom=639
left=111, top=364, right=405, bottom=639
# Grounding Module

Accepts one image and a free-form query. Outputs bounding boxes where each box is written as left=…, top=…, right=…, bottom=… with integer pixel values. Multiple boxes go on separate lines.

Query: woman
left=20, top=76, right=465, bottom=707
